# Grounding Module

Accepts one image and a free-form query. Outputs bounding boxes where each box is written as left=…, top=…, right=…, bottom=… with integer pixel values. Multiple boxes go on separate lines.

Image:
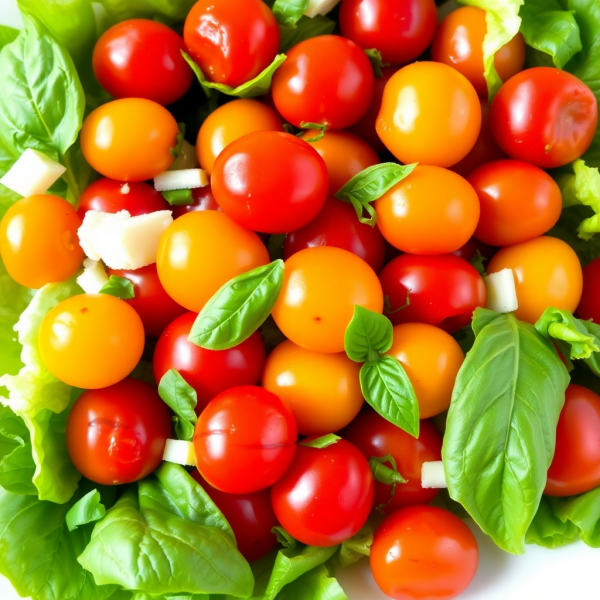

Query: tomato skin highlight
left=194, top=386, right=297, bottom=494
left=491, top=67, right=598, bottom=169
left=183, top=0, right=280, bottom=88
left=153, top=313, right=265, bottom=414
left=271, top=439, right=374, bottom=547
left=577, top=257, right=600, bottom=324
left=66, top=378, right=172, bottom=485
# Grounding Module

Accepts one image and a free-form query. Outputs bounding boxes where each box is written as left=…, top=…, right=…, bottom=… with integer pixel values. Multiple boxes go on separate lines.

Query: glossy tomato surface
left=171, top=185, right=220, bottom=218
left=577, top=257, right=600, bottom=324
left=66, top=378, right=172, bottom=485
left=271, top=439, right=374, bottom=547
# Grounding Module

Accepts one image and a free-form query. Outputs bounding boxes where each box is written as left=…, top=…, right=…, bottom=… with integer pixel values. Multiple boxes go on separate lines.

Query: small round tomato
left=66, top=378, right=171, bottom=485
left=468, top=160, right=562, bottom=247
left=388, top=323, right=464, bottom=418
left=491, top=67, right=598, bottom=169
left=262, top=340, right=363, bottom=436
left=272, top=247, right=384, bottom=353
left=197, top=99, right=283, bottom=175
left=194, top=386, right=297, bottom=494
left=487, top=236, right=583, bottom=324
left=375, top=166, right=480, bottom=255
left=191, top=470, right=278, bottom=562
left=212, top=131, right=328, bottom=234
left=272, top=35, right=374, bottom=130
left=545, top=384, right=600, bottom=497
left=577, top=257, right=600, bottom=324
left=377, top=62, right=481, bottom=168
left=380, top=254, right=487, bottom=333
left=38, top=294, right=145, bottom=389
left=153, top=313, right=266, bottom=413
left=271, top=439, right=374, bottom=547
left=283, top=197, right=386, bottom=272
left=171, top=185, right=220, bottom=218
left=0, top=195, right=83, bottom=289
left=184, top=0, right=279, bottom=88
left=81, top=98, right=179, bottom=181
left=432, top=6, right=525, bottom=97
left=342, top=409, right=442, bottom=513
left=371, top=506, right=479, bottom=600
left=157, top=211, right=269, bottom=312
left=339, top=0, right=437, bottom=65
left=93, top=19, right=193, bottom=105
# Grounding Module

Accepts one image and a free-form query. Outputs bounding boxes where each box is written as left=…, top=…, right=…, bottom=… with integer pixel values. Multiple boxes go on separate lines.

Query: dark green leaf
left=279, top=15, right=336, bottom=53
left=66, top=489, right=107, bottom=532
left=299, top=433, right=340, bottom=448
left=158, top=369, right=198, bottom=441
left=579, top=319, right=600, bottom=376
left=267, top=234, right=286, bottom=262
left=526, top=496, right=580, bottom=549
left=99, top=276, right=135, bottom=300
left=344, top=305, right=393, bottom=363
left=272, top=0, right=309, bottom=26
left=549, top=206, right=600, bottom=266
left=272, top=526, right=297, bottom=549
left=170, top=122, right=186, bottom=159
left=430, top=489, right=470, bottom=520
left=162, top=188, right=195, bottom=206
left=469, top=249, right=487, bottom=276
left=364, top=48, right=388, bottom=77
left=339, top=524, right=373, bottom=567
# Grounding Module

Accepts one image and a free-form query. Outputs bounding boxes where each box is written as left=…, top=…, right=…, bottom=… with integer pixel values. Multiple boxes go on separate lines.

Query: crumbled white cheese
left=163, top=439, right=196, bottom=466
left=154, top=168, right=208, bottom=192
left=421, top=461, right=447, bottom=489
left=304, top=0, right=341, bottom=18
left=76, top=259, right=109, bottom=294
left=0, top=149, right=66, bottom=197
left=485, top=269, right=519, bottom=313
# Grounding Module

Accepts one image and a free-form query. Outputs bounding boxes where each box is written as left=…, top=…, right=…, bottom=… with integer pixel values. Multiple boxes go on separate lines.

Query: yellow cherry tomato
left=272, top=246, right=384, bottom=353
left=388, top=323, right=464, bottom=419
left=0, top=194, right=84, bottom=289
left=81, top=98, right=179, bottom=181
left=197, top=99, right=284, bottom=174
left=376, top=62, right=481, bottom=168
left=262, top=339, right=363, bottom=436
left=487, top=236, right=583, bottom=324
left=38, top=294, right=145, bottom=389
left=157, top=210, right=269, bottom=312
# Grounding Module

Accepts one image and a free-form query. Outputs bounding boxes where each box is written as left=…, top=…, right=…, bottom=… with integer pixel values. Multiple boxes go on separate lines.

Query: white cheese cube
left=169, top=140, right=199, bottom=171
left=485, top=269, right=519, bottom=313
left=78, top=210, right=131, bottom=261
left=163, top=439, right=196, bottom=466
left=0, top=149, right=66, bottom=197
left=76, top=259, right=109, bottom=294
left=304, top=0, right=341, bottom=18
left=421, top=461, right=447, bottom=489
left=154, top=168, right=208, bottom=192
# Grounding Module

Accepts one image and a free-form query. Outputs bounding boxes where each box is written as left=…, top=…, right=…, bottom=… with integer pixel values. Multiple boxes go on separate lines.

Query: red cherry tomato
left=545, top=384, right=600, bottom=497
left=577, top=257, right=600, bottom=324
left=272, top=35, right=374, bottom=130
left=93, top=19, right=193, bottom=105
left=341, top=409, right=442, bottom=513
left=194, top=386, right=297, bottom=494
left=380, top=253, right=486, bottom=332
left=191, top=470, right=278, bottom=562
left=271, top=439, right=374, bottom=547
left=171, top=185, right=220, bottom=219
left=371, top=506, right=479, bottom=600
left=66, top=378, right=172, bottom=485
left=153, top=313, right=266, bottom=414
left=339, top=0, right=437, bottom=65
left=211, top=131, right=328, bottom=234
left=283, top=198, right=386, bottom=272
left=183, top=0, right=279, bottom=88
left=491, top=67, right=598, bottom=168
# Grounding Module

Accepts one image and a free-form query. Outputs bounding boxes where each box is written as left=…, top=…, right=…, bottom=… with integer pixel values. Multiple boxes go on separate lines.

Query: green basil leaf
left=526, top=496, right=580, bottom=549
left=158, top=369, right=198, bottom=442
left=345, top=305, right=394, bottom=363
left=299, top=433, right=340, bottom=448
left=273, top=0, right=309, bottom=26
left=279, top=15, right=336, bottom=52
left=272, top=526, right=297, bottom=549
left=471, top=306, right=503, bottom=335
left=162, top=188, right=194, bottom=206
left=99, top=275, right=135, bottom=300
left=553, top=485, right=600, bottom=547
left=364, top=48, right=388, bottom=77
left=339, top=524, right=373, bottom=568
left=189, top=260, right=284, bottom=351
left=360, top=355, right=420, bottom=438
left=66, top=489, right=107, bottom=532
left=275, top=564, right=348, bottom=600
left=442, top=312, right=570, bottom=554
left=0, top=25, right=19, bottom=50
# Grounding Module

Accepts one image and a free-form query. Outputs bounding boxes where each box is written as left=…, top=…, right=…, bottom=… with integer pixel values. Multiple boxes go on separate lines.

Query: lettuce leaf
left=0, top=25, right=18, bottom=50
left=98, top=0, right=197, bottom=24
left=526, top=496, right=580, bottom=549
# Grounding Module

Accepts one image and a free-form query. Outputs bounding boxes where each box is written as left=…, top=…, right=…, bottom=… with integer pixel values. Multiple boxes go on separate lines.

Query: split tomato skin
left=577, top=257, right=600, bottom=324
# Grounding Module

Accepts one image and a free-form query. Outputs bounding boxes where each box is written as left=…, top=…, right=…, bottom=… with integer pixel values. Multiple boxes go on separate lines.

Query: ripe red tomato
left=153, top=313, right=266, bottom=414
left=491, top=67, right=598, bottom=168
left=194, top=386, right=297, bottom=494
left=272, top=35, right=374, bottom=130
left=93, top=19, right=193, bottom=105
left=339, top=0, right=437, bottom=65
left=66, top=378, right=172, bottom=485
left=183, top=0, right=279, bottom=88
left=371, top=506, right=479, bottom=600
left=271, top=439, right=374, bottom=547
left=577, top=257, right=600, bottom=324
left=171, top=185, right=220, bottom=219
left=379, top=253, right=487, bottom=333
left=211, top=131, right=328, bottom=234
left=341, top=409, right=442, bottom=513
left=283, top=198, right=386, bottom=272
left=545, top=384, right=600, bottom=497
left=191, top=470, right=278, bottom=562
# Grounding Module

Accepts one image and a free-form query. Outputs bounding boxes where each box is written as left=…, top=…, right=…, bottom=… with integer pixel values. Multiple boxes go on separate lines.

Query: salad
left=0, top=0, right=599, bottom=599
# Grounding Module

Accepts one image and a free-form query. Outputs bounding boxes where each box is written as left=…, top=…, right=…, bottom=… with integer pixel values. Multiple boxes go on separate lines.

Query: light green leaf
left=299, top=434, right=340, bottom=449
left=0, top=25, right=19, bottom=50
left=279, top=15, right=336, bottom=53
left=162, top=188, right=194, bottom=206
left=526, top=496, right=580, bottom=549
left=273, top=0, right=309, bottom=27
left=272, top=526, right=297, bottom=549
left=275, top=565, right=348, bottom=600
left=553, top=486, right=600, bottom=547
left=99, top=275, right=135, bottom=300
left=66, top=489, right=107, bottom=532
left=158, top=370, right=198, bottom=442
left=339, top=524, right=373, bottom=568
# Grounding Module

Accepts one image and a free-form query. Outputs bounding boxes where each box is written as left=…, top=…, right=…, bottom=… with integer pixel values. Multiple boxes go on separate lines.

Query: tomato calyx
left=298, top=433, right=341, bottom=449
left=296, top=121, right=328, bottom=143
left=384, top=292, right=410, bottom=316
left=364, top=49, right=389, bottom=78
left=369, top=454, right=408, bottom=514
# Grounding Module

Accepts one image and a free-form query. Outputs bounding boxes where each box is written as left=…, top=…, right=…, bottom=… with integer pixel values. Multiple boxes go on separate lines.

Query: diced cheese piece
left=163, top=439, right=196, bottom=466
left=78, top=210, right=131, bottom=261
left=485, top=269, right=518, bottom=313
left=154, top=168, right=208, bottom=192
left=169, top=140, right=199, bottom=171
left=0, top=149, right=66, bottom=197
left=76, top=259, right=109, bottom=294
left=304, top=0, right=341, bottom=18
left=421, top=461, right=447, bottom=489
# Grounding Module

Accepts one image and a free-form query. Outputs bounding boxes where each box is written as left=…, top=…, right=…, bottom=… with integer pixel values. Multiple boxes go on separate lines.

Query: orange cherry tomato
left=387, top=323, right=464, bottom=418
left=272, top=247, right=384, bottom=353
left=262, top=339, right=364, bottom=436
left=0, top=195, right=83, bottom=289
left=375, top=165, right=480, bottom=254
left=487, top=236, right=583, bottom=324
left=81, top=98, right=179, bottom=181
left=38, top=294, right=145, bottom=389
left=156, top=210, right=269, bottom=312
left=377, top=61, right=481, bottom=167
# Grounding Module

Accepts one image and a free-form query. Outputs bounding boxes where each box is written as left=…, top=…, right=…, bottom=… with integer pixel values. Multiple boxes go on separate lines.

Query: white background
left=0, top=1, right=599, bottom=599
